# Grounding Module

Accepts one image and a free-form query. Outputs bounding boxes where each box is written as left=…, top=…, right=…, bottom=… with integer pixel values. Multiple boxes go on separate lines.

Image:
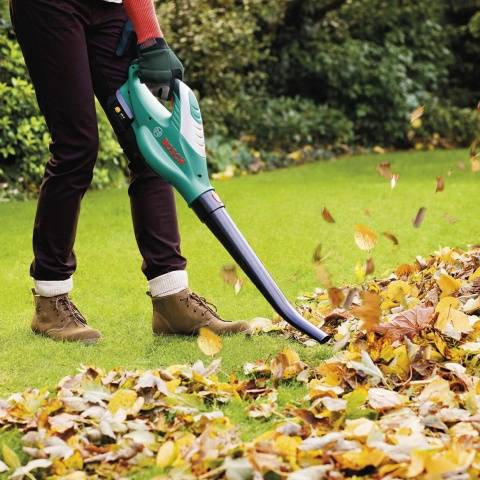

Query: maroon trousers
left=10, top=0, right=187, bottom=281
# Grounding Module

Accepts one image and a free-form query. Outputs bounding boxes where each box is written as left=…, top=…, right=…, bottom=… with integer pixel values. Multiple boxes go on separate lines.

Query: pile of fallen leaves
left=4, top=247, right=480, bottom=479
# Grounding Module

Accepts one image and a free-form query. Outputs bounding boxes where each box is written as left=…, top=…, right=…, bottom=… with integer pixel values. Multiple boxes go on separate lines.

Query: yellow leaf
left=469, top=266, right=480, bottom=281
left=1, top=443, right=21, bottom=469
left=156, top=440, right=178, bottom=468
left=107, top=389, right=138, bottom=414
left=339, top=448, right=385, bottom=470
left=197, top=327, right=223, bottom=356
left=354, top=224, right=378, bottom=251
left=435, top=296, right=460, bottom=330
left=437, top=273, right=461, bottom=297
left=410, top=105, right=424, bottom=124
left=274, top=435, right=301, bottom=467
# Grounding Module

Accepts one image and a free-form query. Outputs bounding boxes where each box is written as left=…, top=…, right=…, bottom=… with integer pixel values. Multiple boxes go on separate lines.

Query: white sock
left=34, top=277, right=73, bottom=297
left=148, top=270, right=188, bottom=297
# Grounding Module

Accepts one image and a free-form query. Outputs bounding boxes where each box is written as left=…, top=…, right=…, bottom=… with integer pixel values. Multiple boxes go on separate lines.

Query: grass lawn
left=0, top=148, right=479, bottom=447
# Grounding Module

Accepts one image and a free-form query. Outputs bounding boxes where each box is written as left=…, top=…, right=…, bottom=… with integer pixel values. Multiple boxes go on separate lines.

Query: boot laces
left=182, top=292, right=220, bottom=319
left=55, top=296, right=87, bottom=327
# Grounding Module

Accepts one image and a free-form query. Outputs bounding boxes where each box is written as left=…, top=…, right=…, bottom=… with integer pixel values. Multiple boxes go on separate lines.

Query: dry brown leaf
left=376, top=162, right=392, bottom=179
left=351, top=291, right=381, bottom=331
left=354, top=224, right=378, bottom=251
left=321, top=207, right=335, bottom=224
left=412, top=207, right=427, bottom=228
left=315, top=263, right=332, bottom=289
left=197, top=327, right=223, bottom=356
left=395, top=263, right=416, bottom=277
left=365, top=257, right=375, bottom=276
left=410, top=105, right=424, bottom=124
left=312, top=243, right=323, bottom=263
left=375, top=305, right=434, bottom=341
left=382, top=232, right=399, bottom=246
left=435, top=176, right=445, bottom=193
left=328, top=287, right=345, bottom=309
left=220, top=264, right=238, bottom=286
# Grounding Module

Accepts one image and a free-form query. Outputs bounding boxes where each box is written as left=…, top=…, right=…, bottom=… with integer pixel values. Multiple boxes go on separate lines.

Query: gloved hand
left=136, top=37, right=184, bottom=100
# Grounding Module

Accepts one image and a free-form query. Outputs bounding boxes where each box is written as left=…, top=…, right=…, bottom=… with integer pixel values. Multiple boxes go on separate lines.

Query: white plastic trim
left=179, top=82, right=206, bottom=158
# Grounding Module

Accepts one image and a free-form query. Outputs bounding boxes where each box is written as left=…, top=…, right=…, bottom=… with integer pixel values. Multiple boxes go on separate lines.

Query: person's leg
left=86, top=2, right=187, bottom=296
left=10, top=0, right=101, bottom=343
left=86, top=3, right=250, bottom=335
left=10, top=0, right=99, bottom=296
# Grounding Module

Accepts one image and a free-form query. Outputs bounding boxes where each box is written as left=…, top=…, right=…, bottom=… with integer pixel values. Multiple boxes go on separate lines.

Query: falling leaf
left=435, top=176, right=444, bottom=193
left=321, top=207, right=335, bottom=224
left=328, top=287, right=345, bottom=309
left=376, top=162, right=392, bottom=178
left=1, top=444, right=21, bottom=469
left=390, top=173, right=399, bottom=189
left=354, top=224, right=378, bottom=251
left=312, top=243, right=323, bottom=263
left=471, top=157, right=480, bottom=173
left=410, top=105, right=424, bottom=125
left=156, top=441, right=178, bottom=468
left=364, top=208, right=372, bottom=217
left=375, top=306, right=434, bottom=341
left=412, top=207, right=427, bottom=228
left=315, top=264, right=332, bottom=288
left=197, top=327, right=223, bottom=356
left=234, top=278, right=242, bottom=295
left=382, top=232, right=399, bottom=246
left=365, top=257, right=375, bottom=275
left=457, top=161, right=466, bottom=171
left=352, top=291, right=381, bottom=331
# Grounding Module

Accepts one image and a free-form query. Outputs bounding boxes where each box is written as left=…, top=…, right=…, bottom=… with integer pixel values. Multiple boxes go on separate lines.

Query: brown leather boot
left=31, top=289, right=101, bottom=344
left=151, top=288, right=251, bottom=335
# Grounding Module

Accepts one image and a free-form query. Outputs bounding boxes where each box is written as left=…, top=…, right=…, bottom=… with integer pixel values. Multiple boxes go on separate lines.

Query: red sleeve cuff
left=123, top=0, right=162, bottom=44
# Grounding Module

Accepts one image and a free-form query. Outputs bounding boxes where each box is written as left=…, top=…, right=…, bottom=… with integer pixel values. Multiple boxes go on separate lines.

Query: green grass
left=0, top=148, right=478, bottom=435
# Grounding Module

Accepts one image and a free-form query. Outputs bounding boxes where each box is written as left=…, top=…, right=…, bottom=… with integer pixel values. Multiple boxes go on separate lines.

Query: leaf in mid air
left=382, top=232, right=399, bottom=246
left=410, top=105, right=424, bottom=126
left=351, top=291, right=381, bottom=331
left=197, top=327, right=223, bottom=356
left=321, top=207, right=335, bottom=223
left=412, top=207, right=426, bottom=228
left=435, top=176, right=445, bottom=193
left=354, top=224, right=378, bottom=251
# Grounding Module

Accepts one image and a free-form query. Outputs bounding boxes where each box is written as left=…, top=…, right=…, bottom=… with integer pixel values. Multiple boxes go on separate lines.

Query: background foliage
left=0, top=0, right=480, bottom=198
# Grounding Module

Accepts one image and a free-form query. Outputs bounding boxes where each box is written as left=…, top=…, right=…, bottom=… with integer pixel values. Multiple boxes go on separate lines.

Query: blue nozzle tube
left=191, top=191, right=330, bottom=344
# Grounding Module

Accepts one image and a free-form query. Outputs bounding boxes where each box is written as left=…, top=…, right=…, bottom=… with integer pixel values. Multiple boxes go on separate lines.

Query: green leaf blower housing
left=111, top=64, right=329, bottom=343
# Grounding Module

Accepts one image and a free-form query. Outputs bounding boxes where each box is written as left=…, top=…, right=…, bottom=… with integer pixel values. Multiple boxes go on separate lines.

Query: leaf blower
left=108, top=65, right=329, bottom=343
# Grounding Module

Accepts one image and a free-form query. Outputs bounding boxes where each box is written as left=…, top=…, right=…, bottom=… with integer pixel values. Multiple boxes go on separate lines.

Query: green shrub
left=241, top=96, right=354, bottom=150
left=0, top=28, right=127, bottom=200
left=409, top=99, right=480, bottom=149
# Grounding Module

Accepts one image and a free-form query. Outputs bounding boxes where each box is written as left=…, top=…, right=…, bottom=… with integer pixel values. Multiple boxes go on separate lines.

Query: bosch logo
left=153, top=126, right=163, bottom=138
left=162, top=138, right=185, bottom=165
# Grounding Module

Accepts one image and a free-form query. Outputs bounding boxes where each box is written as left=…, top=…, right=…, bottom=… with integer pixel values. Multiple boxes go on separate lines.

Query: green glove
left=137, top=38, right=184, bottom=100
